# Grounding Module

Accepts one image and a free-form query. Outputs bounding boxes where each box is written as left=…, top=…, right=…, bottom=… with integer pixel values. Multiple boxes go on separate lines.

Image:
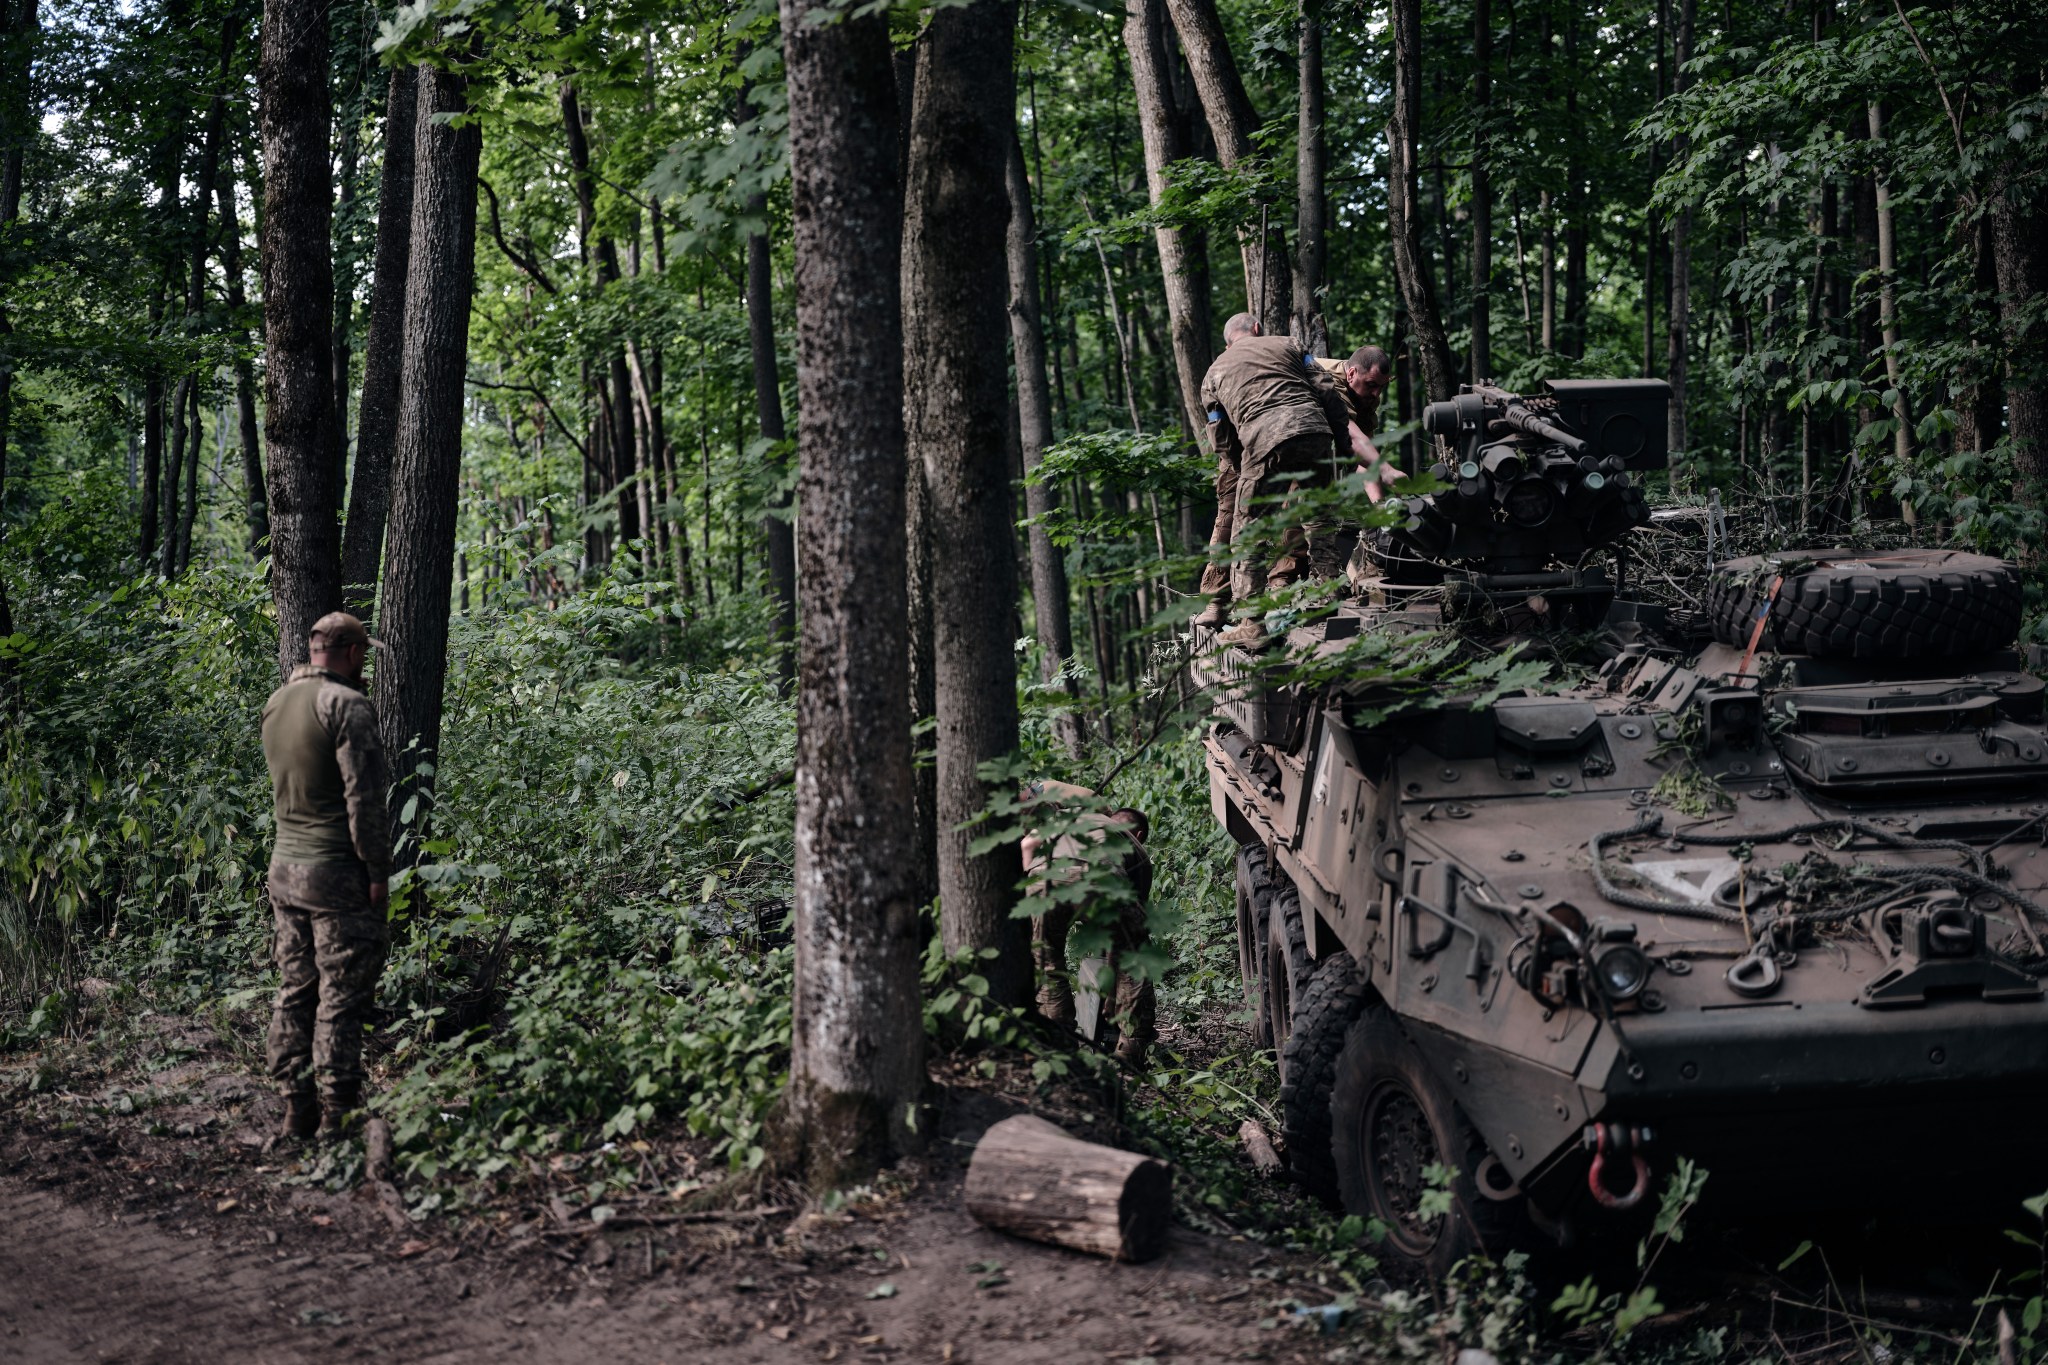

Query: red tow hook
left=1583, top=1122, right=1653, bottom=1210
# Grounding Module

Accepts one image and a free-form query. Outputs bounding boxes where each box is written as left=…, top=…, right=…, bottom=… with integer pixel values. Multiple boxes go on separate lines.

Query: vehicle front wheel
left=1330, top=1008, right=1524, bottom=1279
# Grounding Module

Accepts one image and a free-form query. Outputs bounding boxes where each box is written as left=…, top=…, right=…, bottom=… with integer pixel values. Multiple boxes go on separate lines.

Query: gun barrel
left=1500, top=406, right=1587, bottom=454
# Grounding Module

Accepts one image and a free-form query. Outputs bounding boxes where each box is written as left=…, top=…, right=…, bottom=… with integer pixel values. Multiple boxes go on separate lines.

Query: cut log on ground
left=963, top=1114, right=1171, bottom=1262
left=1237, top=1119, right=1281, bottom=1173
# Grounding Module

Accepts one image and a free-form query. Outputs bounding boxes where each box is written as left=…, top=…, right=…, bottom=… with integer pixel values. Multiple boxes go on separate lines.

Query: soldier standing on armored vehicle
left=260, top=611, right=394, bottom=1143
left=1195, top=314, right=1375, bottom=646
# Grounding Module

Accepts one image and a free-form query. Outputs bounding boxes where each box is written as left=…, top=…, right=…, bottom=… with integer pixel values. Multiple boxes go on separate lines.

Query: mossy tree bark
left=376, top=59, right=481, bottom=820
left=904, top=0, right=1030, bottom=1009
left=259, top=0, right=343, bottom=675
left=776, top=0, right=926, bottom=1185
left=341, top=62, right=417, bottom=617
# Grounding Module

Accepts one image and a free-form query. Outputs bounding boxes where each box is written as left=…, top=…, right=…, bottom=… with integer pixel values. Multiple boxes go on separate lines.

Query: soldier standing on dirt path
left=260, top=611, right=394, bottom=1144
left=1196, top=314, right=1378, bottom=647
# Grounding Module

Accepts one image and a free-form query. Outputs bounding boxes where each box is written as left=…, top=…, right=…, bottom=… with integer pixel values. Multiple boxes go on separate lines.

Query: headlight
left=1593, top=942, right=1652, bottom=1001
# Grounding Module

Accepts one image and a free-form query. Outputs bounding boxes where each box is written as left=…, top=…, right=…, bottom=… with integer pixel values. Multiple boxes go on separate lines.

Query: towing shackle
left=1582, top=1121, right=1653, bottom=1211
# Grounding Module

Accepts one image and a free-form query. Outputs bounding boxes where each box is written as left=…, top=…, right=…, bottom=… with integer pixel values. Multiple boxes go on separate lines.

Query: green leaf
left=865, top=1282, right=897, bottom=1300
left=1777, top=1240, right=1813, bottom=1271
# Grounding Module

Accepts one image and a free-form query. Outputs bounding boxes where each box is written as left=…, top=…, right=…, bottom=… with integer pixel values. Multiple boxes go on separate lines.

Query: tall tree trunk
left=1293, top=0, right=1326, bottom=352
left=892, top=46, right=938, bottom=919
left=376, top=59, right=482, bottom=820
left=341, top=62, right=416, bottom=614
left=1539, top=189, right=1555, bottom=351
left=1161, top=0, right=1291, bottom=336
left=329, top=68, right=366, bottom=500
left=1469, top=0, right=1491, bottom=382
left=1388, top=0, right=1456, bottom=401
left=168, top=21, right=232, bottom=577
left=1005, top=136, right=1083, bottom=760
left=216, top=130, right=267, bottom=550
left=776, top=0, right=925, bottom=1184
left=260, top=0, right=343, bottom=676
left=1123, top=0, right=1213, bottom=440
left=1993, top=176, right=2048, bottom=518
left=739, top=83, right=797, bottom=687
left=162, top=377, right=188, bottom=576
left=1562, top=9, right=1585, bottom=357
left=175, top=371, right=202, bottom=570
left=1867, top=102, right=1913, bottom=481
left=1665, top=0, right=1694, bottom=461
left=903, top=0, right=1029, bottom=1007
left=0, top=0, right=37, bottom=659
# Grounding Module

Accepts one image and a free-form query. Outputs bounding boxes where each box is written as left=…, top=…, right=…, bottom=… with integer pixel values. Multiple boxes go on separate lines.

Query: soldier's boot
left=277, top=1092, right=320, bottom=1144
left=1194, top=562, right=1231, bottom=629
left=320, top=1081, right=363, bottom=1141
left=1217, top=618, right=1278, bottom=651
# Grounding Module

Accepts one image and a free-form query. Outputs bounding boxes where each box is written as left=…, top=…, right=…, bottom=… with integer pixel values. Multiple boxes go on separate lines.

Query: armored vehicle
left=1198, top=379, right=2048, bottom=1274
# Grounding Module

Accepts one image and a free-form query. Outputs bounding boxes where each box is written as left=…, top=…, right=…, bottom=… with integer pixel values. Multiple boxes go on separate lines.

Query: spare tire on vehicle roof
left=1703, top=548, right=2022, bottom=660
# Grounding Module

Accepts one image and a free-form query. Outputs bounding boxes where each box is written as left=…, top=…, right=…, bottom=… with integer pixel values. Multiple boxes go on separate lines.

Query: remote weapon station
left=1199, top=378, right=2048, bottom=1272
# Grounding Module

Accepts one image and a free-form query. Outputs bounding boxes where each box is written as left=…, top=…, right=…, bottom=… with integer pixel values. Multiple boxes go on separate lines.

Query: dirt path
left=0, top=1163, right=1317, bottom=1364
left=0, top=1014, right=1338, bottom=1365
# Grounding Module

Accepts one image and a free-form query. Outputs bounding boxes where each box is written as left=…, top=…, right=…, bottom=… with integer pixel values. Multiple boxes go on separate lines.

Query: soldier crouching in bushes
left=1019, top=779, right=1156, bottom=1068
left=260, top=611, right=394, bottom=1144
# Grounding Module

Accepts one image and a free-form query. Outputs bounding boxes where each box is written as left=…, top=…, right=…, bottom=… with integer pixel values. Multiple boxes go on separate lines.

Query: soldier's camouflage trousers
left=1033, top=898, right=1156, bottom=1066
left=1227, top=432, right=1345, bottom=606
left=265, top=861, right=389, bottom=1106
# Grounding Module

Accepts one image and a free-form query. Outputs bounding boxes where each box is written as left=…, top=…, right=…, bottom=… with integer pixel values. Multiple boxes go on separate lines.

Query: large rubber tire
left=1277, top=951, right=1369, bottom=1204
left=1265, top=883, right=1314, bottom=1073
left=1331, top=1008, right=1526, bottom=1279
left=1234, top=845, right=1277, bottom=1049
left=1703, top=548, right=2022, bottom=660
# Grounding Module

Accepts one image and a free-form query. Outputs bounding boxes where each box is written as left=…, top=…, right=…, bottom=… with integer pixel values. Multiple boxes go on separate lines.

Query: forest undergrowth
left=10, top=486, right=2048, bottom=1363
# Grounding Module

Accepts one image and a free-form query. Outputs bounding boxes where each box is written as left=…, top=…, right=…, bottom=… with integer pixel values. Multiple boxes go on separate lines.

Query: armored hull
left=1197, top=381, right=2048, bottom=1270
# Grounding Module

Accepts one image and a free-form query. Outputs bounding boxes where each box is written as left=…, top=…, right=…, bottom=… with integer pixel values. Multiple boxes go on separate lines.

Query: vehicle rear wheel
left=1331, top=1008, right=1524, bottom=1279
left=1703, top=548, right=2022, bottom=660
left=1235, top=844, right=1277, bottom=1048
left=1277, top=951, right=1368, bottom=1203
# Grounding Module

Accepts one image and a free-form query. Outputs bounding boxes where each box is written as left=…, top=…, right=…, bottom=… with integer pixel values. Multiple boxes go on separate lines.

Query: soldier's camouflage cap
left=308, top=611, right=383, bottom=650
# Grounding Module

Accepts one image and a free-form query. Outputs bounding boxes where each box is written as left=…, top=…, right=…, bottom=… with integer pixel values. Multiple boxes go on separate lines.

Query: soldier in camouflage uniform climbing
left=260, top=611, right=394, bottom=1142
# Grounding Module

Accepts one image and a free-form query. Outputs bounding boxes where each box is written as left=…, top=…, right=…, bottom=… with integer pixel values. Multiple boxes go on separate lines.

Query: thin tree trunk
left=1867, top=102, right=1913, bottom=484
left=1293, top=0, right=1326, bottom=352
left=140, top=2, right=192, bottom=568
left=260, top=0, right=343, bottom=676
left=1469, top=0, right=1491, bottom=382
left=775, top=0, right=925, bottom=1184
left=1993, top=173, right=2048, bottom=520
left=0, top=0, right=37, bottom=660
left=377, top=58, right=482, bottom=820
left=1665, top=0, right=1694, bottom=462
left=168, top=23, right=232, bottom=577
left=1388, top=0, right=1456, bottom=401
left=341, top=62, right=416, bottom=614
left=1540, top=189, right=1556, bottom=351
left=215, top=130, right=267, bottom=550
left=1123, top=0, right=1213, bottom=440
left=739, top=84, right=797, bottom=684
left=903, top=0, right=1029, bottom=1007
left=176, top=370, right=202, bottom=569
left=162, top=377, right=188, bottom=576
left=1005, top=136, right=1084, bottom=760
left=1162, top=0, right=1292, bottom=336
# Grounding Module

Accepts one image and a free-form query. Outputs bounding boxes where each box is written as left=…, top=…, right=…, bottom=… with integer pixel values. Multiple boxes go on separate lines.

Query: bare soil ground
left=0, top=1008, right=1344, bottom=1364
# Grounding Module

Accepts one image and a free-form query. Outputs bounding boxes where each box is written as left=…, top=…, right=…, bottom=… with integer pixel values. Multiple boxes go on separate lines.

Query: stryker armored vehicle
left=1198, top=379, right=2048, bottom=1274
